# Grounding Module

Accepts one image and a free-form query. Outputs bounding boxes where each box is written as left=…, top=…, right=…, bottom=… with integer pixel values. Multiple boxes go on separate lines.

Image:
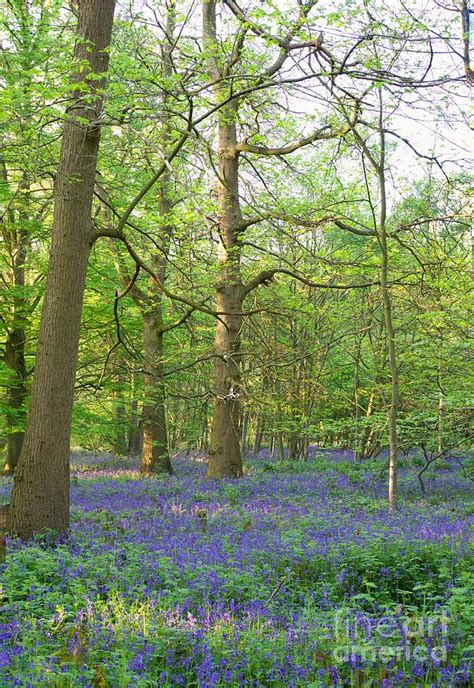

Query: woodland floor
left=0, top=450, right=472, bottom=687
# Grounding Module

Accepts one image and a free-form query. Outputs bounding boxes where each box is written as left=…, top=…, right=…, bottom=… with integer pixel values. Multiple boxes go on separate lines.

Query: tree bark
left=207, top=276, right=244, bottom=477
left=377, top=125, right=399, bottom=514
left=352, top=90, right=399, bottom=509
left=204, top=0, right=244, bottom=478
left=241, top=411, right=248, bottom=455
left=381, top=241, right=399, bottom=514
left=353, top=334, right=362, bottom=460
left=0, top=5, right=36, bottom=474
left=253, top=414, right=265, bottom=454
left=288, top=433, right=299, bottom=461
left=199, top=400, right=209, bottom=453
left=112, top=381, right=128, bottom=457
left=141, top=312, right=172, bottom=475
left=2, top=192, right=29, bottom=474
left=8, top=0, right=116, bottom=539
left=127, top=373, right=143, bottom=456
left=3, top=325, right=27, bottom=474
left=276, top=434, right=283, bottom=462
left=138, top=3, right=175, bottom=475
left=116, top=4, right=175, bottom=476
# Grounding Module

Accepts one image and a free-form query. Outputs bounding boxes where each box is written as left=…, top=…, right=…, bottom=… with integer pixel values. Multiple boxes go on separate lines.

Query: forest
left=0, top=0, right=473, bottom=686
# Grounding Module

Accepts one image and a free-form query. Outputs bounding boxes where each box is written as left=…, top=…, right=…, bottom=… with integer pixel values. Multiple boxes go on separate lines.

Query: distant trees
left=0, top=0, right=471, bottom=537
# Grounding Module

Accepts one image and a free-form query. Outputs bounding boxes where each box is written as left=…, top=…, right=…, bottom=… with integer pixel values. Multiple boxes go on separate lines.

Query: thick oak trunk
left=8, top=0, right=116, bottom=539
left=204, top=0, right=244, bottom=478
left=206, top=116, right=244, bottom=477
left=207, top=284, right=244, bottom=478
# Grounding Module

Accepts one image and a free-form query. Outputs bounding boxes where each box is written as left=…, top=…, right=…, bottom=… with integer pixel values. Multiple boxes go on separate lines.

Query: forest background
left=0, top=0, right=472, bottom=525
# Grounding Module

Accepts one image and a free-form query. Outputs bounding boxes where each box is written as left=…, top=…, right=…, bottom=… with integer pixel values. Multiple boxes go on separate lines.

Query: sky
left=117, top=0, right=472, bottom=193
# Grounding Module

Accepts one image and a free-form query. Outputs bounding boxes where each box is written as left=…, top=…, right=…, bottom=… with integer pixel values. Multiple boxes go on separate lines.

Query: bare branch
left=243, top=268, right=379, bottom=296
left=235, top=103, right=359, bottom=156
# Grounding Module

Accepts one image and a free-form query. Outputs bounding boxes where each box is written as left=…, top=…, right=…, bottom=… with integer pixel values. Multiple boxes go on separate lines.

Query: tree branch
left=235, top=103, right=359, bottom=156
left=243, top=268, right=379, bottom=296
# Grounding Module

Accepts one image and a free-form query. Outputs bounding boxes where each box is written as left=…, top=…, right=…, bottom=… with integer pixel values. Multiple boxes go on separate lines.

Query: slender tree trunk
left=377, top=120, right=399, bottom=514
left=139, top=7, right=175, bottom=473
left=241, top=411, right=248, bottom=455
left=436, top=273, right=445, bottom=452
left=128, top=397, right=142, bottom=456
left=302, top=437, right=309, bottom=462
left=3, top=326, right=27, bottom=474
left=0, top=7, right=37, bottom=474
left=109, top=346, right=127, bottom=457
left=437, top=387, right=444, bottom=453
left=142, top=312, right=172, bottom=475
left=1, top=175, right=29, bottom=475
left=204, top=0, right=244, bottom=479
left=199, top=400, right=209, bottom=453
left=253, top=414, right=265, bottom=454
left=353, top=336, right=362, bottom=460
left=8, top=0, right=116, bottom=539
left=112, top=391, right=127, bottom=457
left=381, top=252, right=399, bottom=513
left=277, top=434, right=285, bottom=462
left=360, top=387, right=376, bottom=458
left=122, top=4, right=175, bottom=476
left=288, top=433, right=299, bottom=460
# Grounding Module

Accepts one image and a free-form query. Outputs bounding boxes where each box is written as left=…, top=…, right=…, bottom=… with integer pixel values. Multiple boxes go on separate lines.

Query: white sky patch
left=116, top=0, right=472, bottom=194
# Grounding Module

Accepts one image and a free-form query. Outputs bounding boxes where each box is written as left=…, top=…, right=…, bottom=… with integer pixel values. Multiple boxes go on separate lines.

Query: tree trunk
left=302, top=437, right=309, bottom=462
left=353, top=337, right=362, bottom=460
left=110, top=352, right=127, bottom=457
left=360, top=387, right=376, bottom=458
left=8, top=0, right=116, bottom=539
left=199, top=400, right=209, bottom=453
left=241, top=411, right=248, bottom=455
left=0, top=7, right=37, bottom=475
left=128, top=398, right=142, bottom=455
left=382, top=253, right=399, bottom=515
left=207, top=282, right=244, bottom=477
left=204, top=0, right=244, bottom=479
left=2, top=178, right=29, bottom=475
left=3, top=326, right=27, bottom=474
left=112, top=398, right=128, bottom=457
left=277, top=434, right=285, bottom=462
left=288, top=433, right=299, bottom=460
left=141, top=313, right=172, bottom=475
left=377, top=127, right=399, bottom=514
left=121, top=4, right=175, bottom=476
left=437, top=388, right=444, bottom=453
left=253, top=414, right=265, bottom=454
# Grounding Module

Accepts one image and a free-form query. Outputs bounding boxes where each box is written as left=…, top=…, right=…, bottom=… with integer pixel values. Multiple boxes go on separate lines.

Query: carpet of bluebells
left=0, top=449, right=472, bottom=687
